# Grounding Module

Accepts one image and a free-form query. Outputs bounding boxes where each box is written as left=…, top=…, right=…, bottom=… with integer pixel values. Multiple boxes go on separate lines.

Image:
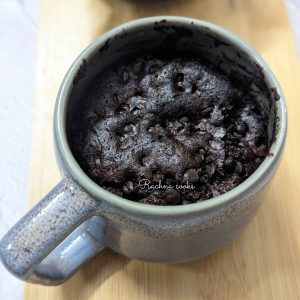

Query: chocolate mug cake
left=0, top=18, right=285, bottom=286
left=69, top=55, right=269, bottom=205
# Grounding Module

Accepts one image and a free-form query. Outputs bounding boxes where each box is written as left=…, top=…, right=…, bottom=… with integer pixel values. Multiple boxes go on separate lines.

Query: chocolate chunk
left=224, top=157, right=235, bottom=172
left=183, top=169, right=199, bottom=183
left=206, top=165, right=216, bottom=177
left=180, top=116, right=189, bottom=123
left=165, top=189, right=180, bottom=205
left=235, top=161, right=243, bottom=174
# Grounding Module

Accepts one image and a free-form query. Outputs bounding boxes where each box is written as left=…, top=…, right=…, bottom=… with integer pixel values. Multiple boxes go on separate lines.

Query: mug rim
left=54, top=16, right=287, bottom=217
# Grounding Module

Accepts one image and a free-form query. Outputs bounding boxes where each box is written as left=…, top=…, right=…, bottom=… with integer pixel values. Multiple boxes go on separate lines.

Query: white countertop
left=0, top=0, right=299, bottom=299
left=0, top=0, right=38, bottom=299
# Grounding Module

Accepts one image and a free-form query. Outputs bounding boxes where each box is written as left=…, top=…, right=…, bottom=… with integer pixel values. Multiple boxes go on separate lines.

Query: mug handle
left=0, top=178, right=106, bottom=285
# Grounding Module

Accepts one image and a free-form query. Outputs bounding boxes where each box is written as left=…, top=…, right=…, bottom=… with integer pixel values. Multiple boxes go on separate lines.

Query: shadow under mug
left=0, top=16, right=287, bottom=286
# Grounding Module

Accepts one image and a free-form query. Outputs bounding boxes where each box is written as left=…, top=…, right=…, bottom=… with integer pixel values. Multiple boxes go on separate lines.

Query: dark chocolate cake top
left=69, top=56, right=269, bottom=205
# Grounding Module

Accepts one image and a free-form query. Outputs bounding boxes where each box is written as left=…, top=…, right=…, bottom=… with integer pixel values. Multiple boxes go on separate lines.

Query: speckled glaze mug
left=0, top=17, right=287, bottom=286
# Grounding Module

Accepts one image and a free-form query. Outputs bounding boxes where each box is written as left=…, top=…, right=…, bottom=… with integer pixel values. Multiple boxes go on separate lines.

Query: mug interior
left=67, top=20, right=276, bottom=144
left=55, top=17, right=287, bottom=217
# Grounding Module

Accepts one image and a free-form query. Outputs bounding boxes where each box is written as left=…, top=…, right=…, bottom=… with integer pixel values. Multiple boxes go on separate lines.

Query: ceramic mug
left=0, top=16, right=287, bottom=286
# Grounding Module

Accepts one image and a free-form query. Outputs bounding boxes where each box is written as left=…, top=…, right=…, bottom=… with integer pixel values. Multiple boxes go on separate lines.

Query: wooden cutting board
left=24, top=0, right=300, bottom=299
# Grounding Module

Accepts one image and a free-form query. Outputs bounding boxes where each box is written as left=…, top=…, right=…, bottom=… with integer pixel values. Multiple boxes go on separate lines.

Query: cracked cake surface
left=69, top=56, right=269, bottom=205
